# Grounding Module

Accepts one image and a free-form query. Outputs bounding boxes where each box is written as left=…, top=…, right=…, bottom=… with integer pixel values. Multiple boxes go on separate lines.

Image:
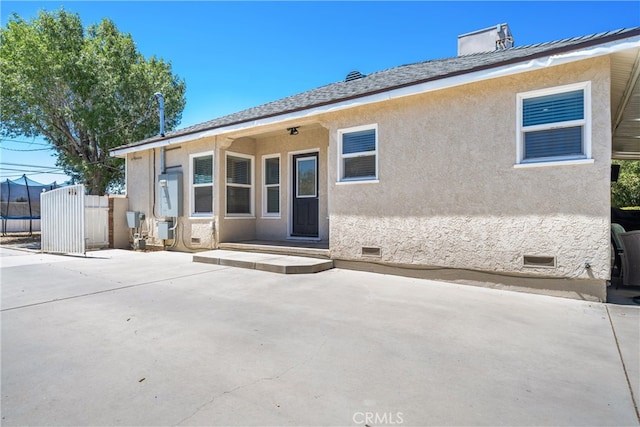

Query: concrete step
left=193, top=249, right=333, bottom=274
left=218, top=241, right=330, bottom=259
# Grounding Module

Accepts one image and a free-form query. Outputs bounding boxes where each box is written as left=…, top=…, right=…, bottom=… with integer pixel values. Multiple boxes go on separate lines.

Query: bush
left=612, top=160, right=640, bottom=208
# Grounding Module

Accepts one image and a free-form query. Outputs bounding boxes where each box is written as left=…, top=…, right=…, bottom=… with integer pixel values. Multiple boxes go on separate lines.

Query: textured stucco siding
left=326, top=57, right=612, bottom=281
left=110, top=196, right=130, bottom=249
left=218, top=137, right=257, bottom=243
left=125, top=127, right=330, bottom=249
left=126, top=136, right=218, bottom=250
left=125, top=150, right=153, bottom=237
left=181, top=137, right=218, bottom=250
left=331, top=215, right=609, bottom=278
left=218, top=126, right=329, bottom=242
left=123, top=55, right=612, bottom=293
left=253, top=126, right=330, bottom=242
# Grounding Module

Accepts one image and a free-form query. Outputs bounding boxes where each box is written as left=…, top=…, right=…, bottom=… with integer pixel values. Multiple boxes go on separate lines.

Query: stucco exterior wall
left=125, top=150, right=153, bottom=238
left=125, top=128, right=330, bottom=249
left=109, top=195, right=130, bottom=249
left=253, top=126, right=330, bottom=242
left=217, top=127, right=329, bottom=243
left=218, top=137, right=257, bottom=243
left=123, top=55, right=612, bottom=296
left=126, top=136, right=218, bottom=250
left=326, top=57, right=612, bottom=281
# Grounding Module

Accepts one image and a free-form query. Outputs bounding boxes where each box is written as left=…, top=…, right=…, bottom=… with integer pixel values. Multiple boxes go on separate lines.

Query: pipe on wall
left=155, top=93, right=166, bottom=174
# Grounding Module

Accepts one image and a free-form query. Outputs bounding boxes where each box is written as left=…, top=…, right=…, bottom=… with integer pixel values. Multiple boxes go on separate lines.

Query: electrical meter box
left=126, top=211, right=145, bottom=228
left=158, top=220, right=174, bottom=240
left=158, top=173, right=182, bottom=217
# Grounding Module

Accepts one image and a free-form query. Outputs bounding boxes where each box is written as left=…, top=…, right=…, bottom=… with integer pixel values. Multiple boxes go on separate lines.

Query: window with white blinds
left=517, top=82, right=591, bottom=165
left=190, top=152, right=213, bottom=216
left=226, top=153, right=253, bottom=216
left=338, top=124, right=378, bottom=182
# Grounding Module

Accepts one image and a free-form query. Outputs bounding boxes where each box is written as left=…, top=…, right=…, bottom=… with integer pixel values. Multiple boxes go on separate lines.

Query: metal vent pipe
left=154, top=92, right=166, bottom=174
left=154, top=92, right=165, bottom=137
left=154, top=92, right=164, bottom=136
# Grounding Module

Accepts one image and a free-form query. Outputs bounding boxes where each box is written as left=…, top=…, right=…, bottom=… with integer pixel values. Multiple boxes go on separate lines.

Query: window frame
left=515, top=81, right=592, bottom=167
left=189, top=151, right=214, bottom=218
left=296, top=156, right=318, bottom=198
left=225, top=151, right=255, bottom=218
left=337, top=123, right=379, bottom=183
left=262, top=154, right=281, bottom=218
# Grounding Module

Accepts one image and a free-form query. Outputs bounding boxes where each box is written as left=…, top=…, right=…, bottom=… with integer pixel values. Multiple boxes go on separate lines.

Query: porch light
left=287, top=127, right=299, bottom=136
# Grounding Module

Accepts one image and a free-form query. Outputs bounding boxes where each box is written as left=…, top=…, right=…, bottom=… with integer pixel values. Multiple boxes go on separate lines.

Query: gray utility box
left=158, top=220, right=174, bottom=240
left=158, top=173, right=183, bottom=217
left=126, top=211, right=145, bottom=228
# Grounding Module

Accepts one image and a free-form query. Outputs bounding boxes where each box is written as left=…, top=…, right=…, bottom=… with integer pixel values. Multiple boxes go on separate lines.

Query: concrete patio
left=1, top=246, right=638, bottom=426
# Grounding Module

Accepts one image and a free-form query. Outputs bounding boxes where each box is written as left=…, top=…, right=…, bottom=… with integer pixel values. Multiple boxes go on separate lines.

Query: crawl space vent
left=361, top=247, right=381, bottom=257
left=191, top=237, right=201, bottom=245
left=523, top=255, right=556, bottom=268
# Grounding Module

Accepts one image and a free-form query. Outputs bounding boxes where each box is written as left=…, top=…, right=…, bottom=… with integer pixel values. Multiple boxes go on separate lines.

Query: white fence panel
left=41, top=185, right=85, bottom=255
left=85, top=195, right=109, bottom=248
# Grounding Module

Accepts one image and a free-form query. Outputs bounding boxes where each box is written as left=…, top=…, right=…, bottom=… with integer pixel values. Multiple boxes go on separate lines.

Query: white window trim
left=262, top=154, right=281, bottom=218
left=337, top=123, right=379, bottom=183
left=515, top=81, right=591, bottom=166
left=189, top=151, right=214, bottom=218
left=225, top=151, right=254, bottom=218
left=513, top=158, right=594, bottom=169
left=296, top=156, right=318, bottom=198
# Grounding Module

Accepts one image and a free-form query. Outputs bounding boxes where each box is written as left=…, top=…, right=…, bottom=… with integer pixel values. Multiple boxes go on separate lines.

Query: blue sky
left=1, top=1, right=639, bottom=184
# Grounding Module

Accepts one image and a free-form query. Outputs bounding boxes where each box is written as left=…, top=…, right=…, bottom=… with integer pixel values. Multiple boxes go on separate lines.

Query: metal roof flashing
left=110, top=28, right=640, bottom=158
left=457, top=23, right=510, bottom=39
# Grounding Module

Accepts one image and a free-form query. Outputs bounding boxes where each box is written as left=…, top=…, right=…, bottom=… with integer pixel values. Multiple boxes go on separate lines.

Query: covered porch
left=216, top=122, right=330, bottom=248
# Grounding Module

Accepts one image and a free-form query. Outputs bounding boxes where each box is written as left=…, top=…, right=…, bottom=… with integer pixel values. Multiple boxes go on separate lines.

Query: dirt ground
left=0, top=232, right=41, bottom=246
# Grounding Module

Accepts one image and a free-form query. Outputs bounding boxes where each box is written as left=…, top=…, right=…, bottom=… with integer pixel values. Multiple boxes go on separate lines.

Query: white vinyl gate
left=41, top=185, right=109, bottom=255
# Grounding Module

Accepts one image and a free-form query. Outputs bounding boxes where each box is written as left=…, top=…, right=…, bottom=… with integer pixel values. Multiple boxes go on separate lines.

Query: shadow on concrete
left=607, top=278, right=640, bottom=306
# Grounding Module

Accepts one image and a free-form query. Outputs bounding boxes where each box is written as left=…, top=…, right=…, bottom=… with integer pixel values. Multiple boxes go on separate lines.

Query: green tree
left=1, top=9, right=186, bottom=194
left=612, top=160, right=640, bottom=208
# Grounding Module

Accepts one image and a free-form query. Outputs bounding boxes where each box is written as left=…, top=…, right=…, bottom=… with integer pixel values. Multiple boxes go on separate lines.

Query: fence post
left=23, top=175, right=33, bottom=235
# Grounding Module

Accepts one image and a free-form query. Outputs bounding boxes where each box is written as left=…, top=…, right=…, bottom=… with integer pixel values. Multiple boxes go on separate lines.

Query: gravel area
left=0, top=232, right=41, bottom=247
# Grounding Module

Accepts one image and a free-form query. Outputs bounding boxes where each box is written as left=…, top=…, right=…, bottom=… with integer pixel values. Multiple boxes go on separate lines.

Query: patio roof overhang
left=611, top=45, right=640, bottom=160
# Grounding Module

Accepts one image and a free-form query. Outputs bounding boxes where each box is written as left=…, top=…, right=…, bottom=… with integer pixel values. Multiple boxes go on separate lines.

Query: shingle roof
left=113, top=27, right=640, bottom=152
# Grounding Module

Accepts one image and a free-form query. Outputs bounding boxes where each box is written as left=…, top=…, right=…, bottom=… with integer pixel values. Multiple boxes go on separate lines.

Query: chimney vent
left=457, top=23, right=513, bottom=56
left=345, top=70, right=365, bottom=82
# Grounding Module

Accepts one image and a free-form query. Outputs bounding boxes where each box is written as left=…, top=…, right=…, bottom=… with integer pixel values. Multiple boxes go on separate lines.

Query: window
left=226, top=153, right=253, bottom=216
left=296, top=157, right=317, bottom=198
left=338, top=124, right=378, bottom=182
left=262, top=155, right=280, bottom=217
left=517, top=82, right=591, bottom=165
left=190, top=152, right=213, bottom=216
